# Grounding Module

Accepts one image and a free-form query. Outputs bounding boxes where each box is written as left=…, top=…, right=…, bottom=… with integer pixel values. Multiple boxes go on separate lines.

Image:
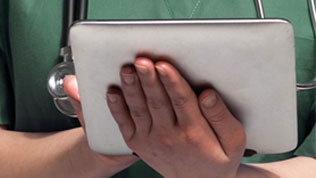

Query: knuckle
left=235, top=128, right=247, bottom=148
left=229, top=127, right=247, bottom=152
left=124, top=92, right=137, bottom=100
left=115, top=119, right=128, bottom=128
left=126, top=140, right=137, bottom=150
left=207, top=107, right=228, bottom=123
left=183, top=127, right=203, bottom=145
left=158, top=134, right=174, bottom=147
left=121, top=129, right=135, bottom=143
left=110, top=108, right=123, bottom=117
left=146, top=98, right=165, bottom=110
left=163, top=78, right=184, bottom=93
left=172, top=96, right=188, bottom=108
left=130, top=107, right=148, bottom=119
left=152, top=129, right=174, bottom=147
left=110, top=107, right=123, bottom=116
left=125, top=135, right=140, bottom=150
left=164, top=77, right=179, bottom=88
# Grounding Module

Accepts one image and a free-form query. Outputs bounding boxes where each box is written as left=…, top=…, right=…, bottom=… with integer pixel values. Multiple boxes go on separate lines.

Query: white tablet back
left=70, top=20, right=297, bottom=155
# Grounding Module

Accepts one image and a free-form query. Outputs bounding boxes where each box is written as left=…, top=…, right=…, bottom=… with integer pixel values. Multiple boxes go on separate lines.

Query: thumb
left=199, top=89, right=246, bottom=156
left=63, top=75, right=85, bottom=129
left=63, top=75, right=80, bottom=101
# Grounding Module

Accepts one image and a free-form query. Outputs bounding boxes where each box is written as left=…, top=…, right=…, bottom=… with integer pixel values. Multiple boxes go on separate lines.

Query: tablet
left=69, top=19, right=297, bottom=155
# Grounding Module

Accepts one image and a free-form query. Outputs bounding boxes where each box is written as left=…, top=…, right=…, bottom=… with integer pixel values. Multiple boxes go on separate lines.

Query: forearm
left=0, top=127, right=136, bottom=178
left=237, top=157, right=316, bottom=178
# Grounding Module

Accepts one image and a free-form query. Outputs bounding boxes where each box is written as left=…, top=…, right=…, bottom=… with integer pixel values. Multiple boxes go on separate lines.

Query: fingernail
left=155, top=65, right=167, bottom=76
left=202, top=91, right=217, bottom=108
left=135, top=64, right=148, bottom=75
left=122, top=74, right=135, bottom=85
left=107, top=93, right=117, bottom=103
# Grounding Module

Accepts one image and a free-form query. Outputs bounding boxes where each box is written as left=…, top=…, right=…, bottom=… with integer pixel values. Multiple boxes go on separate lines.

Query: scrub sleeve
left=7, top=0, right=80, bottom=132
left=294, top=102, right=315, bottom=157
left=0, top=0, right=13, bottom=126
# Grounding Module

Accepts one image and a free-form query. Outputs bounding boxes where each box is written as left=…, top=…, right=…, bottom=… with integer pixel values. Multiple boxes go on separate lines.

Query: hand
left=106, top=57, right=246, bottom=178
left=63, top=76, right=139, bottom=168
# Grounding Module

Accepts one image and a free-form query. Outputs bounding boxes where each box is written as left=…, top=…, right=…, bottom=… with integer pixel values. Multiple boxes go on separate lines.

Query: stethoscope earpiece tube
left=256, top=0, right=316, bottom=91
left=296, top=78, right=316, bottom=91
left=48, top=0, right=316, bottom=118
left=296, top=0, right=316, bottom=91
left=47, top=0, right=88, bottom=118
left=255, top=0, right=265, bottom=19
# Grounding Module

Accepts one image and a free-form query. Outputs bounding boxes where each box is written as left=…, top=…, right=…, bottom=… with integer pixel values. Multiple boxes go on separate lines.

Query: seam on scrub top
left=189, top=0, right=201, bottom=18
left=295, top=36, right=315, bottom=41
left=26, top=0, right=47, bottom=37
left=162, top=0, right=174, bottom=18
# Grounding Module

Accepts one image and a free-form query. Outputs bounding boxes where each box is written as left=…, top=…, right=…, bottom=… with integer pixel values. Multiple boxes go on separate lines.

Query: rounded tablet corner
left=278, top=127, right=298, bottom=154
left=274, top=18, right=293, bottom=25
left=68, top=20, right=91, bottom=46
left=283, top=138, right=298, bottom=153
left=69, top=20, right=95, bottom=40
left=274, top=18, right=295, bottom=35
left=69, top=22, right=82, bottom=38
left=69, top=20, right=87, bottom=31
left=269, top=144, right=298, bottom=155
left=271, top=139, right=298, bottom=154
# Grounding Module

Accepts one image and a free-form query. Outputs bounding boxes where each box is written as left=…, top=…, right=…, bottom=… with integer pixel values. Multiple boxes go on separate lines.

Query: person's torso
left=5, top=0, right=315, bottom=177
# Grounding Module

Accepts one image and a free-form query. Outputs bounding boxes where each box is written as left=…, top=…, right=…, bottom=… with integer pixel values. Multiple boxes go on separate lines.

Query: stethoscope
left=47, top=0, right=316, bottom=118
left=47, top=0, right=87, bottom=118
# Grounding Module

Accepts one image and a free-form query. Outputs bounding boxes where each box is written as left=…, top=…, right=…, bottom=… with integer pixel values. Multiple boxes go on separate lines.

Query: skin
left=0, top=57, right=315, bottom=178
left=0, top=127, right=138, bottom=178
left=102, top=57, right=315, bottom=178
left=0, top=82, right=138, bottom=178
left=105, top=57, right=245, bottom=178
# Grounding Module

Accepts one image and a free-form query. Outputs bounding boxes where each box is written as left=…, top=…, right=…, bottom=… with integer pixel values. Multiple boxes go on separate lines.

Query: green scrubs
left=0, top=0, right=315, bottom=177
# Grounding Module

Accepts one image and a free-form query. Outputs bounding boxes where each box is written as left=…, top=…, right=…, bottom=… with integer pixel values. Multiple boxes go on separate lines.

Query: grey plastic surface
left=70, top=19, right=298, bottom=155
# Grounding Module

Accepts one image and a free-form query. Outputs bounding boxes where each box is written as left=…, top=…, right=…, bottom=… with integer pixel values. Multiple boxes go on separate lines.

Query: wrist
left=91, top=153, right=139, bottom=178
left=236, top=164, right=270, bottom=178
left=77, top=130, right=138, bottom=177
left=97, top=154, right=139, bottom=169
left=66, top=128, right=138, bottom=178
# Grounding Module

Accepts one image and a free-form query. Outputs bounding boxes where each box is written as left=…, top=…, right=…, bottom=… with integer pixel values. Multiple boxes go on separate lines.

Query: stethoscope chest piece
left=47, top=61, right=75, bottom=98
left=47, top=46, right=77, bottom=118
left=46, top=0, right=88, bottom=118
left=54, top=97, right=77, bottom=118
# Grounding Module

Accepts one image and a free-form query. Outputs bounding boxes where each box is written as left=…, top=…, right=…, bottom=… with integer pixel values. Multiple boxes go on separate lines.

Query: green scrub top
left=0, top=0, right=315, bottom=177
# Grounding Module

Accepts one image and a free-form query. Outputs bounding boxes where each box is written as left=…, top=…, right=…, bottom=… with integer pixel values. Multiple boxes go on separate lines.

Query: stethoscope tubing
left=48, top=0, right=316, bottom=118
left=47, top=0, right=88, bottom=118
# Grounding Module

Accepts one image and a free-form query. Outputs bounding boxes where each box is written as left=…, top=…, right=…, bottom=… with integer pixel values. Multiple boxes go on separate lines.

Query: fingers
left=155, top=62, right=203, bottom=127
left=63, top=75, right=137, bottom=141
left=120, top=66, right=152, bottom=134
left=198, top=89, right=246, bottom=156
left=134, top=58, right=175, bottom=128
left=106, top=88, right=136, bottom=141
